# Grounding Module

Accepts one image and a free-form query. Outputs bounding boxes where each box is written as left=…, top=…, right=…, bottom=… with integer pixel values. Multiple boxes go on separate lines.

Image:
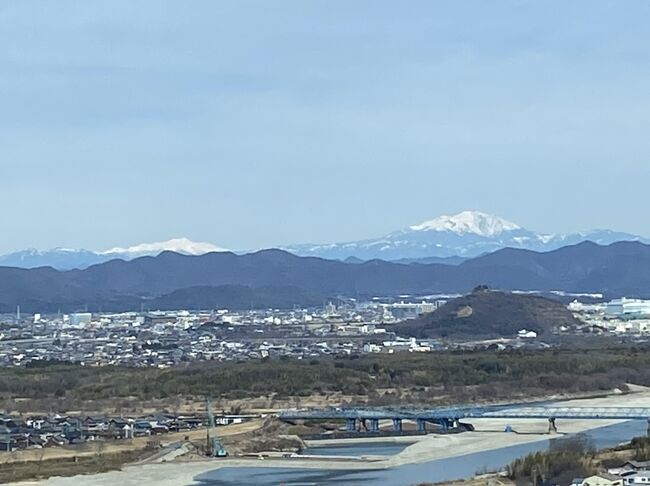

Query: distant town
left=1, top=293, right=650, bottom=368
left=0, top=298, right=448, bottom=368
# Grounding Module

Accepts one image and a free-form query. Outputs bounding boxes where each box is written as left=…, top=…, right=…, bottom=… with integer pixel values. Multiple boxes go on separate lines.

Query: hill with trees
left=394, top=287, right=580, bottom=339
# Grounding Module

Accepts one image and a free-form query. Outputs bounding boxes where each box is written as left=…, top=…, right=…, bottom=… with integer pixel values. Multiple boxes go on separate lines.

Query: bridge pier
left=392, top=418, right=403, bottom=432
left=346, top=418, right=357, bottom=432
left=417, top=419, right=427, bottom=433
left=369, top=418, right=379, bottom=433
left=548, top=417, right=558, bottom=434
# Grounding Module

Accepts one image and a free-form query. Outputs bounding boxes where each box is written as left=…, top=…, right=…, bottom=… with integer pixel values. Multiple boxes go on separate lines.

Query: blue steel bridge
left=279, top=405, right=650, bottom=434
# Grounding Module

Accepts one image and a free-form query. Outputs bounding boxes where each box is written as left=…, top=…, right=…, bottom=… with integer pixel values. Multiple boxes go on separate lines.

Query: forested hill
left=394, top=289, right=580, bottom=339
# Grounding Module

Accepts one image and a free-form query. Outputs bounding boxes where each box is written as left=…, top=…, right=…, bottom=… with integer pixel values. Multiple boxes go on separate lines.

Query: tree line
left=1, top=346, right=650, bottom=405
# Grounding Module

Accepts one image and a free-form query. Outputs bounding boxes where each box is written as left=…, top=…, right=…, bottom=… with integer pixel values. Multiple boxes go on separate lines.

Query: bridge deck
left=279, top=406, right=650, bottom=421
left=481, top=407, right=650, bottom=420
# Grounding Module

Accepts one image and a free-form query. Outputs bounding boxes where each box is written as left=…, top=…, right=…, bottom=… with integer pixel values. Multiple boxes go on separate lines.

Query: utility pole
left=206, top=396, right=212, bottom=456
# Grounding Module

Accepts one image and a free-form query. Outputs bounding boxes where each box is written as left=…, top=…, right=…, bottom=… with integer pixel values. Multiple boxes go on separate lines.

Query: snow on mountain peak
left=409, top=211, right=521, bottom=237
left=100, top=238, right=227, bottom=256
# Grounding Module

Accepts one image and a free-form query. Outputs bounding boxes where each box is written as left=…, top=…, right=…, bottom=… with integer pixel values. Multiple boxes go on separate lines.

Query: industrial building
left=605, top=298, right=650, bottom=318
left=387, top=301, right=443, bottom=320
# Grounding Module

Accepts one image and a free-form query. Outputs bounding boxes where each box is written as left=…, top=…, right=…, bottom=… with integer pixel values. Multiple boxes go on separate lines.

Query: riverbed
left=11, top=387, right=650, bottom=486
left=193, top=419, right=648, bottom=485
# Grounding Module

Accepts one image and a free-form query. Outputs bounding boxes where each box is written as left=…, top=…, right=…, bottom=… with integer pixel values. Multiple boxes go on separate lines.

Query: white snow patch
left=409, top=211, right=520, bottom=236
left=100, top=238, right=227, bottom=256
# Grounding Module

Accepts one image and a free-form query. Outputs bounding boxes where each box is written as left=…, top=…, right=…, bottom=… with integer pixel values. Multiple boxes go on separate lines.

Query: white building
left=388, top=301, right=439, bottom=320
left=625, top=472, right=650, bottom=486
left=605, top=298, right=650, bottom=318
left=568, top=300, right=606, bottom=313
left=363, top=343, right=381, bottom=353
left=518, top=329, right=537, bottom=339
left=68, top=313, right=93, bottom=326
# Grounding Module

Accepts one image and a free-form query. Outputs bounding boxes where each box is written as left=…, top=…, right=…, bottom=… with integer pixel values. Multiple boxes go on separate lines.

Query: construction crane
left=206, top=397, right=228, bottom=458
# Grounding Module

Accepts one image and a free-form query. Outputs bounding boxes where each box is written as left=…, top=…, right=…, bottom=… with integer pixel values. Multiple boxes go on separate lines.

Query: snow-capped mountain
left=408, top=211, right=521, bottom=236
left=283, top=211, right=649, bottom=261
left=99, top=238, right=226, bottom=258
left=1, top=212, right=647, bottom=269
left=0, top=238, right=228, bottom=270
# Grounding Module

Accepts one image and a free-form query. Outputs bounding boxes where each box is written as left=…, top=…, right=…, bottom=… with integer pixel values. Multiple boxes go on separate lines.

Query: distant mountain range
left=0, top=211, right=647, bottom=270
left=0, top=238, right=227, bottom=270
left=2, top=240, right=650, bottom=313
left=283, top=211, right=648, bottom=261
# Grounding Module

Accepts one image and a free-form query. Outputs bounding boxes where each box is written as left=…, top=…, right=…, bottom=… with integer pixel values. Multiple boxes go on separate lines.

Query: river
left=193, top=420, right=648, bottom=486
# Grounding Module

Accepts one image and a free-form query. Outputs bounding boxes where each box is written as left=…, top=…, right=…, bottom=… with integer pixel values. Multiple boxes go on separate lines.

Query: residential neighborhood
left=0, top=411, right=253, bottom=453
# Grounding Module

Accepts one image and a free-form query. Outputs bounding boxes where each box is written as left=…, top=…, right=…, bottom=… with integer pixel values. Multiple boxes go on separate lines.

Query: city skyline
left=2, top=1, right=650, bottom=253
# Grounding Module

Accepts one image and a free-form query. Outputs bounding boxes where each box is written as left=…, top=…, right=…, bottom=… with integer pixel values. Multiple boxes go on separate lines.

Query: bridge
left=279, top=405, right=650, bottom=434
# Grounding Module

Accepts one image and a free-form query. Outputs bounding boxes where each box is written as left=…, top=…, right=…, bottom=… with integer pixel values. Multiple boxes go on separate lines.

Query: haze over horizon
left=3, top=1, right=650, bottom=253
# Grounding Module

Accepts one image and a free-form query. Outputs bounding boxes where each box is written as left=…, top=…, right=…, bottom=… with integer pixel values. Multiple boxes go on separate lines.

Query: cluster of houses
left=571, top=461, right=650, bottom=486
left=0, top=305, right=411, bottom=368
left=0, top=412, right=248, bottom=452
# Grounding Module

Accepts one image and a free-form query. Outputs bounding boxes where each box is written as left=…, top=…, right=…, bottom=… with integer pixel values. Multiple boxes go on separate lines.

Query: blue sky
left=2, top=1, right=650, bottom=253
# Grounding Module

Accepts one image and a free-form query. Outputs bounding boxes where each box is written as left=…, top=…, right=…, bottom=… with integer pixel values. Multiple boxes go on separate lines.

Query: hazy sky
left=2, top=1, right=650, bottom=253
